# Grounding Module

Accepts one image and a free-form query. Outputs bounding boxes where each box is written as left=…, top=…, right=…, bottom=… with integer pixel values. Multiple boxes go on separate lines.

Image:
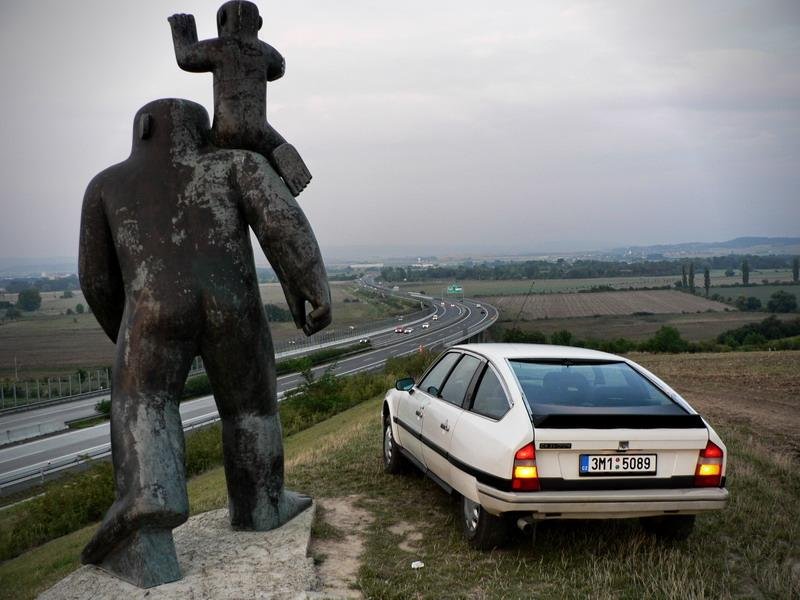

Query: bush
left=734, top=296, right=762, bottom=311
left=95, top=399, right=111, bottom=416
left=717, top=315, right=800, bottom=345
left=550, top=330, right=573, bottom=346
left=17, top=288, right=41, bottom=311
left=4, top=305, right=20, bottom=319
left=503, top=327, right=547, bottom=343
left=264, top=303, right=292, bottom=321
left=639, top=326, right=689, bottom=353
left=62, top=290, right=74, bottom=299
left=766, top=290, right=797, bottom=313
left=76, top=303, right=85, bottom=314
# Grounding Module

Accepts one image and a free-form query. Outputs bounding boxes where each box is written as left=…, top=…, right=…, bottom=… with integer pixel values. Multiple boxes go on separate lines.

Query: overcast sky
left=0, top=0, right=798, bottom=261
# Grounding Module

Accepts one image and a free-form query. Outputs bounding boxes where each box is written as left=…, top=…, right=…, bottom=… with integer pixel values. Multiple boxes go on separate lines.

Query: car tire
left=460, top=495, right=509, bottom=550
left=640, top=515, right=696, bottom=541
left=383, top=419, right=408, bottom=474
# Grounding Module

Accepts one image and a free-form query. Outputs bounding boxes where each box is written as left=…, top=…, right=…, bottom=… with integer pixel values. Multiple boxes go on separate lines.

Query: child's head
left=217, top=1, right=262, bottom=38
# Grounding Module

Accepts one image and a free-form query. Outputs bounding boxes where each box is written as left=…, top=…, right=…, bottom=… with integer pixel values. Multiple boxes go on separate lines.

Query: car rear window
left=508, top=360, right=688, bottom=419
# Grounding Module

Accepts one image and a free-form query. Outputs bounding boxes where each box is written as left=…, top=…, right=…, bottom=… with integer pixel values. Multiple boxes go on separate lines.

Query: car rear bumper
left=476, top=482, right=729, bottom=519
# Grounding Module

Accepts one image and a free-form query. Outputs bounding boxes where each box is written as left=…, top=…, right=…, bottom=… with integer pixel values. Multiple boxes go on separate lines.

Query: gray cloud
left=0, top=0, right=798, bottom=260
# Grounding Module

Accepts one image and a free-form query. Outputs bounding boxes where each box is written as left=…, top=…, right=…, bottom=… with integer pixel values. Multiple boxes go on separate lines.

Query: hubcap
left=463, top=497, right=480, bottom=533
left=384, top=425, right=393, bottom=463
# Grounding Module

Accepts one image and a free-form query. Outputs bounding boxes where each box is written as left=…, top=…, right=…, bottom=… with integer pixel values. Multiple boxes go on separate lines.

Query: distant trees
left=741, top=260, right=750, bottom=285
left=688, top=262, right=695, bottom=293
left=703, top=267, right=711, bottom=297
left=681, top=264, right=687, bottom=289
left=793, top=257, right=799, bottom=283
left=263, top=303, right=292, bottom=321
left=17, top=288, right=42, bottom=311
left=767, top=291, right=797, bottom=313
left=61, top=290, right=74, bottom=299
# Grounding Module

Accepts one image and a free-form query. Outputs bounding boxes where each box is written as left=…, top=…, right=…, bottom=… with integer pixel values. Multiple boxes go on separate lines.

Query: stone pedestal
left=39, top=504, right=316, bottom=599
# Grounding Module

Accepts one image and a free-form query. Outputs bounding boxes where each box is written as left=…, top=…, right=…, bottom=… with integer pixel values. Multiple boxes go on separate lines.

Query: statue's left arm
left=78, top=174, right=125, bottom=343
left=235, top=154, right=331, bottom=335
left=168, top=13, right=220, bottom=73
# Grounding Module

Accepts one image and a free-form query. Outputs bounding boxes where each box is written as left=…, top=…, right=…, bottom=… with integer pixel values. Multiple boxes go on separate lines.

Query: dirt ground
left=500, top=311, right=794, bottom=342
left=488, top=290, right=730, bottom=320
left=632, top=351, right=800, bottom=457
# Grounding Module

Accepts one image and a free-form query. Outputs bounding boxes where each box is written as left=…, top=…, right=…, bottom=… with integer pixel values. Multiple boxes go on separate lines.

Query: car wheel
left=460, top=495, right=509, bottom=550
left=640, top=515, right=696, bottom=541
left=383, top=419, right=407, bottom=474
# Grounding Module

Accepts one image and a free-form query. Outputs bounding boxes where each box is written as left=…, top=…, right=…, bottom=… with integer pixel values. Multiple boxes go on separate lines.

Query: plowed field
left=490, top=289, right=731, bottom=320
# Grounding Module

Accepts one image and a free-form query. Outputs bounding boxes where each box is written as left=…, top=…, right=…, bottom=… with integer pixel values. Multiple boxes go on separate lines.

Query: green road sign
left=447, top=285, right=463, bottom=294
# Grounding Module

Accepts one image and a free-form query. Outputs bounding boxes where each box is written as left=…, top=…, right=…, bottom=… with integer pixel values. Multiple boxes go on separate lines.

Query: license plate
left=579, top=454, right=657, bottom=476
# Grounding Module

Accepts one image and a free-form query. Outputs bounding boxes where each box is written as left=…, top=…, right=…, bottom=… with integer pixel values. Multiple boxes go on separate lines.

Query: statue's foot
left=237, top=488, right=312, bottom=532
left=272, top=143, right=312, bottom=196
left=98, top=527, right=181, bottom=589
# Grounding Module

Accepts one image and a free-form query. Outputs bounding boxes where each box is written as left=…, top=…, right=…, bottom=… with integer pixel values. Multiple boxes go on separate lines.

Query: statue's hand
left=302, top=303, right=331, bottom=337
left=168, top=13, right=198, bottom=44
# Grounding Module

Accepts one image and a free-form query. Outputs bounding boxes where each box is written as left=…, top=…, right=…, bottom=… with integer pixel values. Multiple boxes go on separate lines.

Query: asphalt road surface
left=0, top=297, right=496, bottom=492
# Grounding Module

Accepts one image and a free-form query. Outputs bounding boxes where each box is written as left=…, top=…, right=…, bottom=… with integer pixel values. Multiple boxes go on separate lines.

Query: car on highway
left=432, top=315, right=439, bottom=321
left=403, top=328, right=414, bottom=334
left=359, top=337, right=370, bottom=344
left=381, top=343, right=728, bottom=549
left=422, top=322, right=430, bottom=329
left=450, top=304, right=456, bottom=307
left=394, top=326, right=405, bottom=333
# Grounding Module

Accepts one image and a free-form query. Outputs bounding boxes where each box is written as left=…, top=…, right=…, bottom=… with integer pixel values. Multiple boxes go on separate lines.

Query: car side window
left=418, top=352, right=461, bottom=397
left=439, top=355, right=482, bottom=406
left=470, top=367, right=510, bottom=420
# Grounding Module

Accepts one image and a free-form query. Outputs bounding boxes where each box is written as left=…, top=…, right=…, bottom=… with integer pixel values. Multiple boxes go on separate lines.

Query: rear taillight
left=694, top=441, right=724, bottom=487
left=512, top=443, right=540, bottom=491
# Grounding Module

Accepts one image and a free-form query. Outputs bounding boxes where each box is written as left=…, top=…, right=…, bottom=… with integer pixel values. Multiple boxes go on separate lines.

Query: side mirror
left=395, top=377, right=414, bottom=392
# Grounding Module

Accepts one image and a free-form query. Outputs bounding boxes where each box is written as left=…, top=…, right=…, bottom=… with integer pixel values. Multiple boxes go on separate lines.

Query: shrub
left=76, top=303, right=85, bottom=314
left=95, top=399, right=111, bottom=416
left=550, top=330, right=573, bottom=346
left=503, top=327, right=547, bottom=343
left=766, top=291, right=797, bottom=313
left=640, top=326, right=689, bottom=353
left=17, top=288, right=41, bottom=311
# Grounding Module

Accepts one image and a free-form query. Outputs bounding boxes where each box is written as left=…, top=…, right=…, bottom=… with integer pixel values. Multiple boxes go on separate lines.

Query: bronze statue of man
left=78, top=97, right=330, bottom=587
left=168, top=1, right=312, bottom=197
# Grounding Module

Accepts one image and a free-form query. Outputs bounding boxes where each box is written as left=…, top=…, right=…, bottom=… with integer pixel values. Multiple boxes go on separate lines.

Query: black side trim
left=539, top=476, right=696, bottom=491
left=393, top=415, right=514, bottom=491
left=533, top=414, right=706, bottom=429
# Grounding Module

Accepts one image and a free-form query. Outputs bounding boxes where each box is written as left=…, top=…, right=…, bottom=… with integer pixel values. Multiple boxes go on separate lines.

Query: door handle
left=440, top=422, right=450, bottom=432
left=415, top=410, right=423, bottom=418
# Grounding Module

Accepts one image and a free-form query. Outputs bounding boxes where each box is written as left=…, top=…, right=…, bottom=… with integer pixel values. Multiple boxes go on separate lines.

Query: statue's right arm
left=168, top=13, right=219, bottom=73
left=78, top=174, right=125, bottom=343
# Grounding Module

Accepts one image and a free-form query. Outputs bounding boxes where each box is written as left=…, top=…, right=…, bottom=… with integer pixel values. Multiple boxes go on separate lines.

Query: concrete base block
left=39, top=504, right=316, bottom=599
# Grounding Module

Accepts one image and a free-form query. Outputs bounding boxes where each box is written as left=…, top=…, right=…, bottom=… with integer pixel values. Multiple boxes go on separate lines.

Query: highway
left=0, top=294, right=497, bottom=493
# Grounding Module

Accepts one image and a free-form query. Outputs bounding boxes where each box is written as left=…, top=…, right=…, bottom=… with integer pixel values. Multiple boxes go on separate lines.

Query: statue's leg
left=258, top=124, right=313, bottom=197
left=81, top=321, right=196, bottom=588
left=201, top=300, right=311, bottom=531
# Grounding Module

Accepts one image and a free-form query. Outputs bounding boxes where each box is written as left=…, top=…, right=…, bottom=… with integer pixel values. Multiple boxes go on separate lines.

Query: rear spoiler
left=532, top=413, right=706, bottom=429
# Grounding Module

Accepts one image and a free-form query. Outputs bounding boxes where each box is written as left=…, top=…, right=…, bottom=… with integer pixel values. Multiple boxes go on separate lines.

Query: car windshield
left=508, top=360, right=689, bottom=419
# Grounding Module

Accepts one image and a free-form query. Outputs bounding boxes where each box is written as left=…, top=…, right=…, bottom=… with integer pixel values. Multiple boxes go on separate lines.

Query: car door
left=395, top=352, right=461, bottom=464
left=421, top=354, right=483, bottom=484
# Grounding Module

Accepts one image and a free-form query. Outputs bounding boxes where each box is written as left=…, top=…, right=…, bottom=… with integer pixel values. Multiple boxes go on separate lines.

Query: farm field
left=394, top=269, right=795, bottom=297
left=488, top=289, right=730, bottom=321
left=0, top=282, right=414, bottom=380
left=708, top=283, right=800, bottom=304
left=4, top=351, right=798, bottom=599
left=495, top=311, right=795, bottom=342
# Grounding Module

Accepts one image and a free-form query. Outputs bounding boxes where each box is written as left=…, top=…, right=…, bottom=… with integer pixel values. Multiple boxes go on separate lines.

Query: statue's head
left=217, top=1, right=262, bottom=38
left=132, top=99, right=210, bottom=156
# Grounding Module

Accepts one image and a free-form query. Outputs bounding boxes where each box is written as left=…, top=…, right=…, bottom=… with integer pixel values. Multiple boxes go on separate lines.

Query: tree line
left=380, top=255, right=799, bottom=283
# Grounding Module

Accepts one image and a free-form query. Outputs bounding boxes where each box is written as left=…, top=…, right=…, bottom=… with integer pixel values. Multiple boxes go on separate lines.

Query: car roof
left=450, top=343, right=624, bottom=363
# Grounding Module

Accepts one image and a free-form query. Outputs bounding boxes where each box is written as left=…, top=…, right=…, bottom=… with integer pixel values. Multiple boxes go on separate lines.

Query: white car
left=382, top=343, right=728, bottom=549
left=432, top=315, right=439, bottom=321
left=422, top=322, right=430, bottom=329
left=403, top=328, right=414, bottom=334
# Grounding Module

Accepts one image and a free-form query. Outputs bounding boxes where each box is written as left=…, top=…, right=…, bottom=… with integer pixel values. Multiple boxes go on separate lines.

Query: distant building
left=349, top=263, right=384, bottom=269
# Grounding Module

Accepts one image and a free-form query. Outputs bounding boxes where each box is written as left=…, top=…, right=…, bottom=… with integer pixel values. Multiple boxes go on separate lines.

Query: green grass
left=3, top=353, right=798, bottom=599
left=709, top=283, right=800, bottom=304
